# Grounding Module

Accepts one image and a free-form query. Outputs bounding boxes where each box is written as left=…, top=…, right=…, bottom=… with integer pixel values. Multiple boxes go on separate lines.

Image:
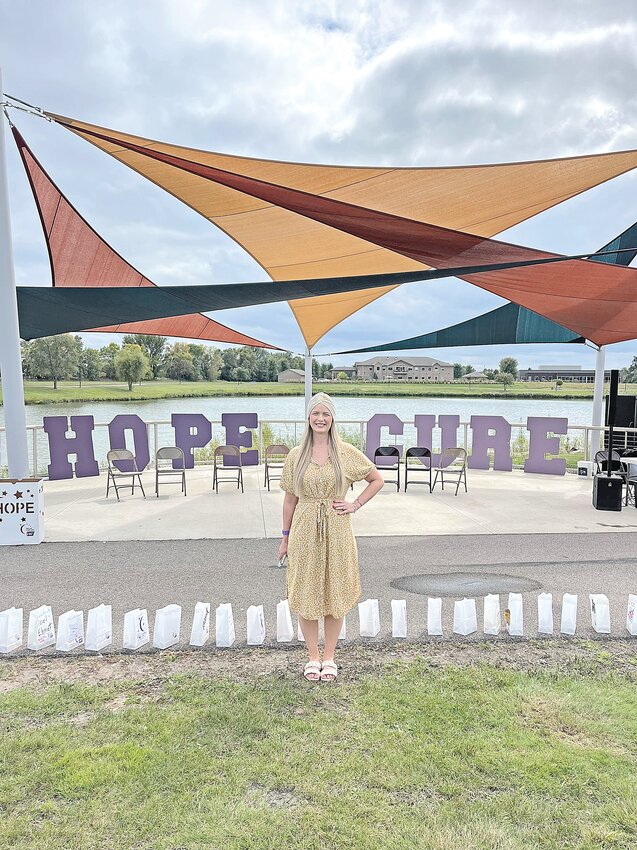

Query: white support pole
left=590, top=345, right=606, bottom=458
left=304, top=346, right=313, bottom=414
left=0, top=70, right=29, bottom=479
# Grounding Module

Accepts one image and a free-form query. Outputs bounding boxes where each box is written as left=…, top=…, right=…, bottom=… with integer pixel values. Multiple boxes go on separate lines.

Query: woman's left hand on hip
left=332, top=500, right=356, bottom=515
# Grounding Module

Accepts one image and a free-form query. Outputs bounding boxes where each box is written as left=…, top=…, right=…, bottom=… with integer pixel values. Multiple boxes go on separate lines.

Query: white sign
left=0, top=479, right=44, bottom=545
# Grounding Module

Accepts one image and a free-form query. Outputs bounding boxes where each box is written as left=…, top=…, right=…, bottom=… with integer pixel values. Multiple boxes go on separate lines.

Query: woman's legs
left=298, top=615, right=320, bottom=667
left=323, top=614, right=344, bottom=663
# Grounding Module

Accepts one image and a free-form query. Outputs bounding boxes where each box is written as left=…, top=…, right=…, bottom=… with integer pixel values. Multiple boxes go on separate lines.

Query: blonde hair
left=293, top=415, right=346, bottom=497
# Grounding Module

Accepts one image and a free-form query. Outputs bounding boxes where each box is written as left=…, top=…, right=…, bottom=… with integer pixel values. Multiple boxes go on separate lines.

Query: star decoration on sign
left=14, top=491, right=23, bottom=499
left=1, top=491, right=6, bottom=497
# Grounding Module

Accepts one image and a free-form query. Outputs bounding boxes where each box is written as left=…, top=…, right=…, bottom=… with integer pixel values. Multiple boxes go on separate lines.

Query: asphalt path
left=3, top=532, right=637, bottom=648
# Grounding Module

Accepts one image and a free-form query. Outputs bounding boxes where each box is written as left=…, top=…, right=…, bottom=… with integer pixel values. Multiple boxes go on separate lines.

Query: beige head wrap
left=306, top=392, right=336, bottom=420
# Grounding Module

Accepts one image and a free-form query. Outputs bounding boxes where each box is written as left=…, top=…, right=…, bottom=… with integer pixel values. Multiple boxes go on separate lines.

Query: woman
left=278, top=392, right=384, bottom=682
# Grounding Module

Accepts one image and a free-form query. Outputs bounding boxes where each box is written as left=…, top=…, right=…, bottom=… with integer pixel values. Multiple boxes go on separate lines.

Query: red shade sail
left=13, top=127, right=278, bottom=348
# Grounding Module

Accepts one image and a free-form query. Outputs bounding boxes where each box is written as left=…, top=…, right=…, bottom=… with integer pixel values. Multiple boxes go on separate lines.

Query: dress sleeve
left=279, top=448, right=298, bottom=494
left=344, top=443, right=375, bottom=482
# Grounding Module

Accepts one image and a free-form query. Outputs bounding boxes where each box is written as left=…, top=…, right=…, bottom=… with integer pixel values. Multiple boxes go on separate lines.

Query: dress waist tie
left=299, top=496, right=332, bottom=543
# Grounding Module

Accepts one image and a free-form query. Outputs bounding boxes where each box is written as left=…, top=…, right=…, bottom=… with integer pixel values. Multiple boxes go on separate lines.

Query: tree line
left=19, top=334, right=334, bottom=389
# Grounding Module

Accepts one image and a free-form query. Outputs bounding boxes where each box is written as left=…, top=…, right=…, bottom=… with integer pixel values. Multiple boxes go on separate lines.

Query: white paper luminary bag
left=56, top=610, right=85, bottom=652
left=589, top=594, right=610, bottom=634
left=483, top=594, right=501, bottom=635
left=215, top=603, right=235, bottom=648
left=246, top=605, right=265, bottom=645
left=27, top=605, right=55, bottom=651
left=560, top=594, right=578, bottom=636
left=453, top=598, right=477, bottom=636
left=276, top=600, right=294, bottom=643
left=627, top=595, right=637, bottom=636
left=427, top=598, right=443, bottom=636
left=391, top=599, right=407, bottom=638
left=506, top=593, right=524, bottom=637
left=123, top=608, right=150, bottom=650
left=0, top=607, right=23, bottom=654
left=358, top=599, right=380, bottom=637
left=537, top=593, right=554, bottom=635
left=153, top=604, right=182, bottom=650
left=85, top=604, right=113, bottom=652
left=189, top=602, right=210, bottom=647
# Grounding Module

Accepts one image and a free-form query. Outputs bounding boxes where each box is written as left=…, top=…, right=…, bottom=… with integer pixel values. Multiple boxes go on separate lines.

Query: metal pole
left=0, top=70, right=29, bottom=479
left=304, top=345, right=313, bottom=414
left=590, top=345, right=606, bottom=458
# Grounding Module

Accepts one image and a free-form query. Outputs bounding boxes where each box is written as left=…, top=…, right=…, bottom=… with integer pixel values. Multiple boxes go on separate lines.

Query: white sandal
left=303, top=661, right=321, bottom=681
left=320, top=660, right=338, bottom=682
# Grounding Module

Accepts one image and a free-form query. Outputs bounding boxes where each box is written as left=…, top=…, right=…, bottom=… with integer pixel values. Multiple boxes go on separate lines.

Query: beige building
left=354, top=356, right=454, bottom=382
left=277, top=368, right=305, bottom=383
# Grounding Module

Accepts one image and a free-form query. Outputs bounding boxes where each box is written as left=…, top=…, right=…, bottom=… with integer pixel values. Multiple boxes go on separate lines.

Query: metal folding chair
left=155, top=446, right=187, bottom=497
left=106, top=449, right=146, bottom=501
left=264, top=444, right=290, bottom=491
left=404, top=447, right=432, bottom=492
left=213, top=445, right=243, bottom=493
left=432, top=447, right=467, bottom=495
left=374, top=446, right=401, bottom=491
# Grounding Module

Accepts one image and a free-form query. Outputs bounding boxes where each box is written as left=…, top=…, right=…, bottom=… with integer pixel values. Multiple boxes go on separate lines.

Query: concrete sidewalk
left=41, top=464, right=637, bottom=543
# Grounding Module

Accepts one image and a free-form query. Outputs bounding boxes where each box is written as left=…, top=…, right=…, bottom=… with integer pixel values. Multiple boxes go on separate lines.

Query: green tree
left=497, top=372, right=514, bottom=392
left=202, top=348, right=224, bottom=381
left=79, top=347, right=103, bottom=382
left=233, top=367, right=251, bottom=382
left=336, top=371, right=348, bottom=381
left=499, top=357, right=518, bottom=377
left=26, top=335, right=80, bottom=389
left=453, top=363, right=463, bottom=379
left=100, top=342, right=122, bottom=379
left=463, top=365, right=475, bottom=376
left=122, top=334, right=167, bottom=379
left=114, top=344, right=150, bottom=391
left=166, top=343, right=196, bottom=382
left=623, top=356, right=637, bottom=383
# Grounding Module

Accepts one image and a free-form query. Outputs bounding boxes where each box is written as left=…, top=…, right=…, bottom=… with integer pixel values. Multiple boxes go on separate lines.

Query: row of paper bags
left=1, top=593, right=634, bottom=653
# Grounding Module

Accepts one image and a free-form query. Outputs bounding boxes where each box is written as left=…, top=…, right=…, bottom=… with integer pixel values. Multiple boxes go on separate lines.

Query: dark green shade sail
left=16, top=251, right=619, bottom=341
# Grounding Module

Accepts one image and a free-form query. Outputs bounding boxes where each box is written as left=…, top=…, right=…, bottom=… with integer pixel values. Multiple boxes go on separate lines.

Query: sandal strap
left=304, top=661, right=321, bottom=671
left=321, top=661, right=338, bottom=672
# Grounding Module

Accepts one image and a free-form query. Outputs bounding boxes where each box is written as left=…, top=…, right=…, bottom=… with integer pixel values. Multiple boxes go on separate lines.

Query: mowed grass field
left=4, top=379, right=630, bottom=405
left=1, top=653, right=637, bottom=849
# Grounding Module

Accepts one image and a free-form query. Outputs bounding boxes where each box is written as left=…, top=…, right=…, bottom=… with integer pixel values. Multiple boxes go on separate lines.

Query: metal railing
left=2, top=418, right=636, bottom=479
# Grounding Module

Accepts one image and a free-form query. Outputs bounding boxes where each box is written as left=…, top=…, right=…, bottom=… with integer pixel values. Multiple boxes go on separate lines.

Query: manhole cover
left=390, top=572, right=541, bottom=597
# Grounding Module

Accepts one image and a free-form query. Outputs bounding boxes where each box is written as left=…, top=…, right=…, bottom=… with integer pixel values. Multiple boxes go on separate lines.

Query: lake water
left=0, top=394, right=594, bottom=476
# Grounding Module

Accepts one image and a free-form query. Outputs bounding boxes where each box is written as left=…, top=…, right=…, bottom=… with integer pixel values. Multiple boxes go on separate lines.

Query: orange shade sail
left=14, top=127, right=278, bottom=349
left=48, top=113, right=637, bottom=346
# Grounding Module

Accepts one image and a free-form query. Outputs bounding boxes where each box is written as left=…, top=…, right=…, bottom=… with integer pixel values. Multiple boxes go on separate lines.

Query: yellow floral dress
left=280, top=441, right=374, bottom=619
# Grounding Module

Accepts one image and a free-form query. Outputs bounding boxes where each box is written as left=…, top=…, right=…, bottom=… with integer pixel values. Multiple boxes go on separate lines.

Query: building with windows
left=353, top=356, right=454, bottom=382
left=518, top=365, right=610, bottom=383
left=327, top=366, right=358, bottom=380
left=277, top=368, right=305, bottom=383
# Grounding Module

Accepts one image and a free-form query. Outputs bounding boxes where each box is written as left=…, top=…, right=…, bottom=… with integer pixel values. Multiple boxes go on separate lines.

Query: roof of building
left=354, top=355, right=453, bottom=367
left=465, top=370, right=487, bottom=378
left=279, top=368, right=305, bottom=376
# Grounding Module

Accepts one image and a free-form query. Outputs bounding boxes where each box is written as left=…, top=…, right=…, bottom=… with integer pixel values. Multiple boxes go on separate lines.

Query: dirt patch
left=0, top=638, right=636, bottom=693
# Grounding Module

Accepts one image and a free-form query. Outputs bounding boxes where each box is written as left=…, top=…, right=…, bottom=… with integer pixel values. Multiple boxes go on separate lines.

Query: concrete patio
left=40, top=464, right=637, bottom=543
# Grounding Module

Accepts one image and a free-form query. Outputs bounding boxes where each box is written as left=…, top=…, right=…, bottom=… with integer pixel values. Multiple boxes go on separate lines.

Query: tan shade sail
left=48, top=113, right=637, bottom=346
left=14, top=127, right=277, bottom=349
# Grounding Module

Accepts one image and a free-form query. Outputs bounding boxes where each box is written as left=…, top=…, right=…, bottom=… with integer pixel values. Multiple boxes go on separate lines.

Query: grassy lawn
left=5, top=379, right=631, bottom=405
left=1, top=654, right=636, bottom=849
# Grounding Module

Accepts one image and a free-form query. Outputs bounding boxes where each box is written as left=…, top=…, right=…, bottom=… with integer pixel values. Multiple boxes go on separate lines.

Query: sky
left=2, top=0, right=637, bottom=371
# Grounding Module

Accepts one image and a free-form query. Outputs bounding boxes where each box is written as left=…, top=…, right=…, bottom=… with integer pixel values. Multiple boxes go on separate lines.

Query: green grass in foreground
left=1, top=661, right=636, bottom=849
left=6, top=378, right=631, bottom=405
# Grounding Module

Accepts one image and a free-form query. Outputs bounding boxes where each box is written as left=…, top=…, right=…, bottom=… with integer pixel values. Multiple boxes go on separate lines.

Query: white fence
left=2, top=418, right=637, bottom=479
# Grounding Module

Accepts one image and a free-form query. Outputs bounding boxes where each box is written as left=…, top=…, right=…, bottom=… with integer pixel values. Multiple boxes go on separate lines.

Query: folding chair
left=404, top=447, right=432, bottom=492
left=106, top=449, right=146, bottom=501
left=155, top=446, right=187, bottom=497
left=374, top=446, right=401, bottom=491
left=432, top=447, right=467, bottom=495
left=264, top=444, right=290, bottom=491
left=213, top=445, right=243, bottom=493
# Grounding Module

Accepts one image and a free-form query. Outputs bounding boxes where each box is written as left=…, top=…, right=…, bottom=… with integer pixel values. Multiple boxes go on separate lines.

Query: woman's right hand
left=277, top=538, right=288, bottom=561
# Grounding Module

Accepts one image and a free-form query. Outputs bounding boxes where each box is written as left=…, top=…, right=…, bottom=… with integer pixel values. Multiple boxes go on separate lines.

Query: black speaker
left=592, top=474, right=623, bottom=511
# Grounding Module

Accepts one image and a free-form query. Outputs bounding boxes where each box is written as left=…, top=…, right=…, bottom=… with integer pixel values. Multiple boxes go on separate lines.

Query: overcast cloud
left=2, top=0, right=637, bottom=369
